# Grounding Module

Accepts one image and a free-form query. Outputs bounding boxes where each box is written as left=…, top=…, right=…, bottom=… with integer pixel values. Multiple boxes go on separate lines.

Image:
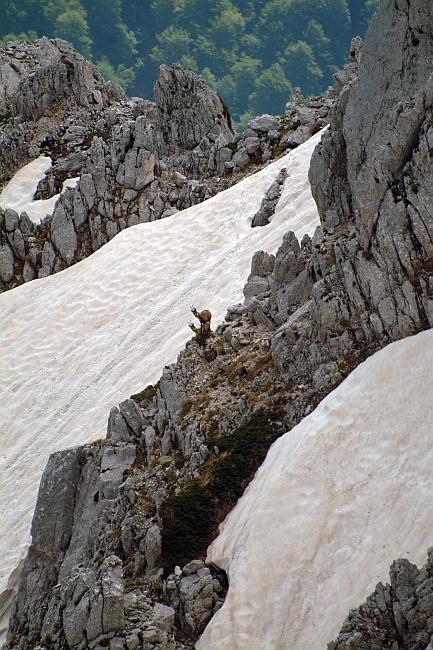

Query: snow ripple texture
left=0, top=131, right=322, bottom=639
left=198, top=329, right=433, bottom=650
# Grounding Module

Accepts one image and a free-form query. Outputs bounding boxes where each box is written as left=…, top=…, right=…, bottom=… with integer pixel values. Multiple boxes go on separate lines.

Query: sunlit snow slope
left=198, top=329, right=433, bottom=650
left=0, top=131, right=322, bottom=638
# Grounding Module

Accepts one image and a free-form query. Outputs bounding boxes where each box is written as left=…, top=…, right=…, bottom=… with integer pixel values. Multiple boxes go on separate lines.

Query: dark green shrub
left=130, top=383, right=158, bottom=407
left=160, top=408, right=284, bottom=573
left=207, top=408, right=284, bottom=505
left=161, top=479, right=216, bottom=572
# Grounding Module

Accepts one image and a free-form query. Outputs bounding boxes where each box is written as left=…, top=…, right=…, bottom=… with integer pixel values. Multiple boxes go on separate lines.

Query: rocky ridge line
left=328, top=550, right=433, bottom=650
left=0, top=39, right=330, bottom=292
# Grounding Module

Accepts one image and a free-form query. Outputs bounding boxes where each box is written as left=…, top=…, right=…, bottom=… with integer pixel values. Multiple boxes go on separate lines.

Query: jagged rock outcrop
left=328, top=550, right=433, bottom=650
left=7, top=437, right=137, bottom=650
left=239, top=0, right=433, bottom=408
left=0, top=40, right=330, bottom=293
left=2, top=33, right=362, bottom=650
left=154, top=64, right=234, bottom=157
left=166, top=560, right=227, bottom=639
left=309, top=0, right=433, bottom=343
left=0, top=37, right=126, bottom=187
left=251, top=167, right=288, bottom=227
left=7, top=391, right=228, bottom=650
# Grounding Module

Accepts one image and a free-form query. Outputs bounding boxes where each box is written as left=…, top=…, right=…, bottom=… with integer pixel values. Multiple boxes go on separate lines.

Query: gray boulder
left=41, top=241, right=56, bottom=270
left=22, top=259, right=35, bottom=282
left=100, top=444, right=136, bottom=500
left=0, top=244, right=14, bottom=282
left=101, top=556, right=125, bottom=633
left=51, top=203, right=77, bottom=264
left=7, top=228, right=25, bottom=260
left=251, top=168, right=287, bottom=227
left=145, top=524, right=162, bottom=570
left=178, top=564, right=214, bottom=637
left=4, top=208, right=19, bottom=232
left=107, top=406, right=133, bottom=444
left=248, top=114, right=280, bottom=133
left=119, top=398, right=145, bottom=435
left=153, top=603, right=175, bottom=633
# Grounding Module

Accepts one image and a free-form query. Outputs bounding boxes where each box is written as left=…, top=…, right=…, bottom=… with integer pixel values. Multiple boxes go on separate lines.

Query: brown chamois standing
left=188, top=305, right=212, bottom=338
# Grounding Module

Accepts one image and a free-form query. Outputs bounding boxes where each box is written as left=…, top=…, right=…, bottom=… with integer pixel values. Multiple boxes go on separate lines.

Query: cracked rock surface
left=329, top=550, right=433, bottom=650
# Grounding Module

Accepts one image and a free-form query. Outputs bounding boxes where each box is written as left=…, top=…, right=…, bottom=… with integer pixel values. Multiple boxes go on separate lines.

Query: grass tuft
left=130, top=383, right=158, bottom=407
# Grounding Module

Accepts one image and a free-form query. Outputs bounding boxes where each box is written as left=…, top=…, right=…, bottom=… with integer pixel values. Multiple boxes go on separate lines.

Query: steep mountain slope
left=0, top=39, right=328, bottom=293
left=0, top=131, right=320, bottom=643
left=3, top=0, right=433, bottom=648
left=198, top=0, right=433, bottom=646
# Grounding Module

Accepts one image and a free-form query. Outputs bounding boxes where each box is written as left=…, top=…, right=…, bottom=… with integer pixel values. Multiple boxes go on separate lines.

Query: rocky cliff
left=0, top=39, right=328, bottom=292
left=261, top=0, right=433, bottom=399
left=5, top=0, right=433, bottom=648
left=7, top=417, right=228, bottom=650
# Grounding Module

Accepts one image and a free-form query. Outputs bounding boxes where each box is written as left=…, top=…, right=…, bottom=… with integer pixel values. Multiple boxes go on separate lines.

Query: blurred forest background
left=0, top=0, right=379, bottom=129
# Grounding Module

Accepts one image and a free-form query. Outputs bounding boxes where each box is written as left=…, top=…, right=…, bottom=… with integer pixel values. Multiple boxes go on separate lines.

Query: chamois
left=188, top=305, right=212, bottom=338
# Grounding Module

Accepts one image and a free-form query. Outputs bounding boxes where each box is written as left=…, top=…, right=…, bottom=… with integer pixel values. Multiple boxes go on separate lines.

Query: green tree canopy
left=0, top=0, right=381, bottom=127
left=44, top=0, right=93, bottom=58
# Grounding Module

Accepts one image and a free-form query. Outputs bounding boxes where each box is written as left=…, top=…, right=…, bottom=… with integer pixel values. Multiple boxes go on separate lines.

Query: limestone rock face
left=309, top=0, right=433, bottom=346
left=6, top=388, right=228, bottom=650
left=346, top=6, right=433, bottom=248
left=154, top=64, right=234, bottom=156
left=0, top=243, right=14, bottom=282
left=220, top=0, right=433, bottom=436
left=0, top=37, right=125, bottom=186
left=251, top=168, right=287, bottom=227
left=0, top=38, right=122, bottom=124
left=0, top=40, right=329, bottom=294
left=7, top=440, right=136, bottom=650
left=226, top=0, right=433, bottom=420
left=166, top=561, right=215, bottom=637
left=50, top=203, right=77, bottom=263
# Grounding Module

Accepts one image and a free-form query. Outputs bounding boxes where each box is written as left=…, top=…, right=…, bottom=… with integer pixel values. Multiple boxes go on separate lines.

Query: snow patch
left=198, top=329, right=433, bottom=650
left=0, top=155, right=79, bottom=224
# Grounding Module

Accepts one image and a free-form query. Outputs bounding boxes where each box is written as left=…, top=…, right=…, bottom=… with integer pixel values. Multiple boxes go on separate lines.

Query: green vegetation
left=160, top=479, right=217, bottom=570
left=204, top=406, right=284, bottom=506
left=160, top=407, right=284, bottom=572
left=0, top=0, right=380, bottom=128
left=130, top=382, right=158, bottom=407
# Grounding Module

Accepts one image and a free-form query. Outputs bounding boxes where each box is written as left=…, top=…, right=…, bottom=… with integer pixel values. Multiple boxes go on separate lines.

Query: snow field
left=198, top=328, right=433, bottom=650
left=0, top=130, right=322, bottom=640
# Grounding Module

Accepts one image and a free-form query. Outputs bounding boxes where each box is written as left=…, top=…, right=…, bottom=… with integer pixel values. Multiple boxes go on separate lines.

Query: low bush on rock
left=130, top=383, right=158, bottom=407
left=161, top=408, right=284, bottom=572
left=161, top=479, right=216, bottom=571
